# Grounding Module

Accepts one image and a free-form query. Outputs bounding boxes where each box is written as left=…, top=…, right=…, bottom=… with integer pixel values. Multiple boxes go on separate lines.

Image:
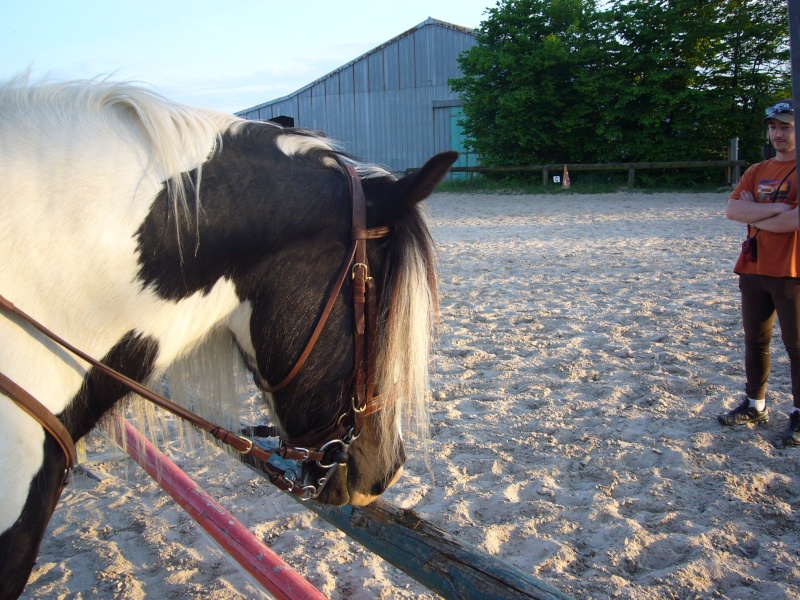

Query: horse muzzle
left=348, top=465, right=404, bottom=506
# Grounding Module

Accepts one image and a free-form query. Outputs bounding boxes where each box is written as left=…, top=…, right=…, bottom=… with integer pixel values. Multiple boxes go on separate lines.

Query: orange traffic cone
left=562, top=165, right=571, bottom=189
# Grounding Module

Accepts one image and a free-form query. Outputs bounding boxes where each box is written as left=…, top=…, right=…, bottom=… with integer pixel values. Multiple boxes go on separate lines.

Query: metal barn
left=236, top=18, right=477, bottom=173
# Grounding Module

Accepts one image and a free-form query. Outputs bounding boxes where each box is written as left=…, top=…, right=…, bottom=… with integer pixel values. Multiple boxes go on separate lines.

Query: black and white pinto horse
left=0, top=75, right=456, bottom=598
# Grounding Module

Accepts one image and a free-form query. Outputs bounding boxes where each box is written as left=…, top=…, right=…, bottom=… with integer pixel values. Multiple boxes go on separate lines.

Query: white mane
left=2, top=73, right=241, bottom=168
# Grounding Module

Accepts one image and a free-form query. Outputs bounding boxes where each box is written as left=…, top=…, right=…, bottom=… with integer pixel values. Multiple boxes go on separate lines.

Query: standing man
left=718, top=99, right=800, bottom=447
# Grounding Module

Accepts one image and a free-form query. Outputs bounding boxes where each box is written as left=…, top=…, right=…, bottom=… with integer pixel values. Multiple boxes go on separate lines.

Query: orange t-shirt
left=732, top=158, right=799, bottom=277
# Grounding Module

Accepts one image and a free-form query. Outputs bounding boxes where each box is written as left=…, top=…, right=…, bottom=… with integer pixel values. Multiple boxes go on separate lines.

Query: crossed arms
left=726, top=190, right=799, bottom=233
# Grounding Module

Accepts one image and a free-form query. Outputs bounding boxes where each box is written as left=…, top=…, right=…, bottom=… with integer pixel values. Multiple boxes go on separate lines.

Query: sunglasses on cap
left=765, top=102, right=793, bottom=118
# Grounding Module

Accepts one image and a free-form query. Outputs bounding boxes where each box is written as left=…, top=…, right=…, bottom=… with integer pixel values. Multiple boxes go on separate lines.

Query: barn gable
left=236, top=18, right=477, bottom=172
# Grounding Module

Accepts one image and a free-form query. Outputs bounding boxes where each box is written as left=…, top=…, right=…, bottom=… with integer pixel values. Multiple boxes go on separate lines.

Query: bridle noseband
left=0, top=159, right=391, bottom=501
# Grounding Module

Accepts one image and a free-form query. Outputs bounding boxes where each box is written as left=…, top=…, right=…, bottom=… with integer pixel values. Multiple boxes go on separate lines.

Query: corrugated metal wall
left=236, top=19, right=476, bottom=172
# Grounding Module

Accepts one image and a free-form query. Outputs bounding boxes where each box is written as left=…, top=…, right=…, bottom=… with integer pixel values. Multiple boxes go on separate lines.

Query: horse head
left=219, top=133, right=457, bottom=505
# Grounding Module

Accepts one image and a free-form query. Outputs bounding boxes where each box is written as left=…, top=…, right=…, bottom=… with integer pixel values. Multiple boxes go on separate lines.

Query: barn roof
left=239, top=18, right=476, bottom=114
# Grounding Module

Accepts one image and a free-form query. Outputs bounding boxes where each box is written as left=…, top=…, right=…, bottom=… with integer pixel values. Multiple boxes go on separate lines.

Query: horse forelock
left=374, top=206, right=437, bottom=465
left=274, top=129, right=339, bottom=161
left=260, top=126, right=394, bottom=180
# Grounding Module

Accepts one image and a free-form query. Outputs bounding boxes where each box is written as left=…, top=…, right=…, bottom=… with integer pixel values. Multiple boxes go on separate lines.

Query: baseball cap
left=763, top=99, right=794, bottom=124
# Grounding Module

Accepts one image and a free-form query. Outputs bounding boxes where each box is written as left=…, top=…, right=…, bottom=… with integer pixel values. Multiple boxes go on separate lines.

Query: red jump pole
left=113, top=418, right=327, bottom=600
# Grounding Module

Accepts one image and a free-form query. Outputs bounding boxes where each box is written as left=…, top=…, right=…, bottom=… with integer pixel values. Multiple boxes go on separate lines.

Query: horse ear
left=363, top=151, right=458, bottom=226
left=393, top=151, right=459, bottom=206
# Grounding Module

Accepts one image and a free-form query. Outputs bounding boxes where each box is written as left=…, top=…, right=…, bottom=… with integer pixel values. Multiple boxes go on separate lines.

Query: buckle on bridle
left=352, top=395, right=367, bottom=414
left=231, top=436, right=254, bottom=455
left=288, top=446, right=311, bottom=461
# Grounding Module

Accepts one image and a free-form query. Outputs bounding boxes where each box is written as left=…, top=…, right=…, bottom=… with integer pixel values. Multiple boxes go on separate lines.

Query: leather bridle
left=0, top=160, right=390, bottom=501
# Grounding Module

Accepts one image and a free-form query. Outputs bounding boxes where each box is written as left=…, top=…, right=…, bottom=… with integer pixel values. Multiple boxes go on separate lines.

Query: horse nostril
left=370, top=465, right=404, bottom=495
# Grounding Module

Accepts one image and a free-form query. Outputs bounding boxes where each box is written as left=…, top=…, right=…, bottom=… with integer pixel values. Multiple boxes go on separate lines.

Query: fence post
left=729, top=138, right=740, bottom=185
left=627, top=166, right=635, bottom=187
left=542, top=167, right=549, bottom=188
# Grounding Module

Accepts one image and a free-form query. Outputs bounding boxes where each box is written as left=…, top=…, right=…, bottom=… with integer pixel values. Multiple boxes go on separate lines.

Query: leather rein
left=0, top=161, right=390, bottom=501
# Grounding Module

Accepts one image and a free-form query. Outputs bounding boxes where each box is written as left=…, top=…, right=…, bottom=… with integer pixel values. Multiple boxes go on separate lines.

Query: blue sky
left=1, top=1, right=493, bottom=113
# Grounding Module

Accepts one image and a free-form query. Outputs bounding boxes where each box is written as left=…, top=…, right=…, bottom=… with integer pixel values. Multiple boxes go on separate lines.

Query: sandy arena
left=21, top=191, right=800, bottom=600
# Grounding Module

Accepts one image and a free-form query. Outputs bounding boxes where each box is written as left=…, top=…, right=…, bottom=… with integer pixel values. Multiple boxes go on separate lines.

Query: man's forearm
left=726, top=199, right=792, bottom=223
left=752, top=207, right=800, bottom=233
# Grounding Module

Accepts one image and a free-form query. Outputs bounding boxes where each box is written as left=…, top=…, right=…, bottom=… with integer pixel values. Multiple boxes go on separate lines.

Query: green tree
left=607, top=0, right=790, bottom=164
left=451, top=0, right=791, bottom=172
left=450, top=0, right=607, bottom=166
left=704, top=0, right=791, bottom=163
left=599, top=0, right=727, bottom=162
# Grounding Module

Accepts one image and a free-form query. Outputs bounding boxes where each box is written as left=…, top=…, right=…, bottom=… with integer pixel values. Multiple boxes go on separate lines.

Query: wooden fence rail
left=446, top=159, right=746, bottom=187
left=299, top=497, right=573, bottom=600
left=242, top=443, right=574, bottom=600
